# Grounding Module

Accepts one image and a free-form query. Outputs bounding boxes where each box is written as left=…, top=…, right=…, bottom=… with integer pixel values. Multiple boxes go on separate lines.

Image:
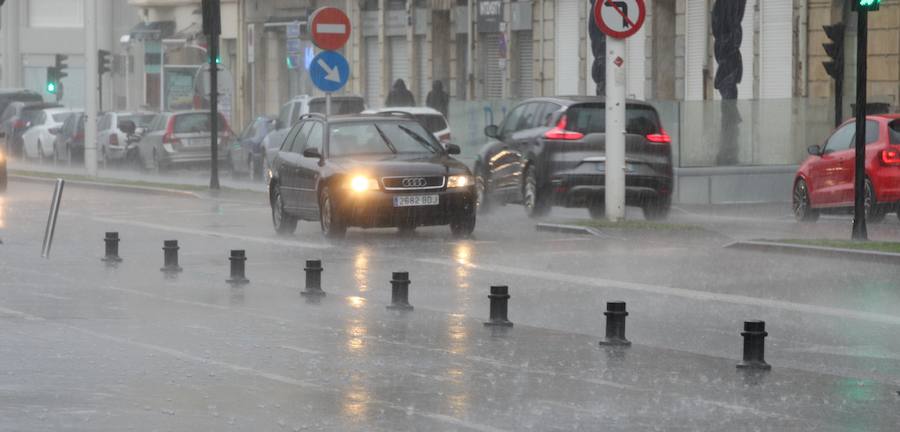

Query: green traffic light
left=857, top=0, right=881, bottom=9
left=46, top=82, right=57, bottom=94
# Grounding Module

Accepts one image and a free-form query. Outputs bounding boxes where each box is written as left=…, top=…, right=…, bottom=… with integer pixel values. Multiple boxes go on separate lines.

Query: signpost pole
left=326, top=92, right=332, bottom=118
left=851, top=8, right=868, bottom=240
left=605, top=37, right=626, bottom=222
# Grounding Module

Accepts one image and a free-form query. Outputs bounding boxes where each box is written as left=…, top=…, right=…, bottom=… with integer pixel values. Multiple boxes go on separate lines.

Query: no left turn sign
left=594, top=0, right=646, bottom=39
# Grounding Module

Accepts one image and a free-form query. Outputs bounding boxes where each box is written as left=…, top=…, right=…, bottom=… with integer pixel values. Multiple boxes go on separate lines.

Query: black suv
left=268, top=113, right=475, bottom=238
left=475, top=96, right=673, bottom=220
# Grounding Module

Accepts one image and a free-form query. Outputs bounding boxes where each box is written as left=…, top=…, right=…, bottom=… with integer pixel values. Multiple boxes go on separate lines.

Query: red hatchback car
left=793, top=114, right=900, bottom=222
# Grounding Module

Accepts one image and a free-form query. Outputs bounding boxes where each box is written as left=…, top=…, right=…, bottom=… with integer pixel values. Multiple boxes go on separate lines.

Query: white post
left=604, top=37, right=626, bottom=221
left=124, top=47, right=131, bottom=110
left=159, top=44, right=166, bottom=112
left=85, top=0, right=99, bottom=176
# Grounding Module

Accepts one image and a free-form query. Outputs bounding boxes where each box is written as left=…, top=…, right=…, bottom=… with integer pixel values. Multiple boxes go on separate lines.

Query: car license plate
left=393, top=194, right=439, bottom=207
left=186, top=138, right=215, bottom=147
left=596, top=162, right=636, bottom=173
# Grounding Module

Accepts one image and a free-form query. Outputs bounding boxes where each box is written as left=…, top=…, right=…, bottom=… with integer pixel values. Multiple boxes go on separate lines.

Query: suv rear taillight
left=12, top=119, right=27, bottom=129
left=162, top=117, right=180, bottom=146
left=438, top=132, right=451, bottom=143
left=109, top=134, right=119, bottom=146
left=882, top=148, right=900, bottom=165
left=646, top=129, right=671, bottom=144
left=544, top=115, right=584, bottom=141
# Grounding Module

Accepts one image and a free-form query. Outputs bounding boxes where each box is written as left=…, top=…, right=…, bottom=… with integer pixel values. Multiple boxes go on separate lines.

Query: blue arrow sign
left=309, top=51, right=349, bottom=93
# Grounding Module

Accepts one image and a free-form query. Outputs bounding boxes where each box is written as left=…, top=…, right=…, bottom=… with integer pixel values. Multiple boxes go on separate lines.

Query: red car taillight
left=162, top=117, right=181, bottom=147
left=12, top=119, right=26, bottom=129
left=109, top=134, right=119, bottom=146
left=646, top=129, right=671, bottom=144
left=882, top=148, right=900, bottom=165
left=544, top=115, right=584, bottom=141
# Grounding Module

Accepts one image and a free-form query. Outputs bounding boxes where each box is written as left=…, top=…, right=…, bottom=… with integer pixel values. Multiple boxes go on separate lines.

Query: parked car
left=97, top=111, right=156, bottom=163
left=262, top=95, right=366, bottom=173
left=1, top=102, right=60, bottom=157
left=21, top=107, right=77, bottom=161
left=136, top=111, right=232, bottom=171
left=0, top=89, right=43, bottom=148
left=793, top=114, right=900, bottom=223
left=229, top=115, right=275, bottom=180
left=362, top=106, right=452, bottom=145
left=475, top=96, right=673, bottom=220
left=52, top=111, right=87, bottom=163
left=268, top=112, right=475, bottom=238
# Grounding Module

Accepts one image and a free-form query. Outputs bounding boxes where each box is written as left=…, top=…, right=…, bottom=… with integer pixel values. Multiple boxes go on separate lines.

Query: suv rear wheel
left=523, top=166, right=551, bottom=218
left=864, top=178, right=886, bottom=223
left=642, top=196, right=671, bottom=221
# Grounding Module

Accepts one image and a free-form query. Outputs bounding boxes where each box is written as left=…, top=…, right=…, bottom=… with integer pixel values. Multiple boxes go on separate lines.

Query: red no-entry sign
left=594, top=0, right=646, bottom=39
left=310, top=7, right=351, bottom=51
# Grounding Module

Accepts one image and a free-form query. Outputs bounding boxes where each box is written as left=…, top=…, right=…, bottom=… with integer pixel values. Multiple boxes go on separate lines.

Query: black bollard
left=598, top=301, right=632, bottom=346
left=101, top=232, right=122, bottom=263
left=387, top=271, right=414, bottom=311
left=737, top=320, right=771, bottom=370
left=226, top=250, right=249, bottom=285
left=301, top=260, right=325, bottom=297
left=483, top=285, right=513, bottom=327
left=160, top=240, right=183, bottom=273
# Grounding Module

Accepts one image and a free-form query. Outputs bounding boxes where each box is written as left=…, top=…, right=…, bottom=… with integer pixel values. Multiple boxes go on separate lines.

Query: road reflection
left=354, top=246, right=370, bottom=293
left=0, top=196, right=5, bottom=228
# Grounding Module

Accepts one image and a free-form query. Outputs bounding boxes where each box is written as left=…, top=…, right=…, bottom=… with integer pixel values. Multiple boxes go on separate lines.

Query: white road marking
left=416, top=258, right=900, bottom=326
left=315, top=23, right=346, bottom=34
left=74, top=214, right=331, bottom=250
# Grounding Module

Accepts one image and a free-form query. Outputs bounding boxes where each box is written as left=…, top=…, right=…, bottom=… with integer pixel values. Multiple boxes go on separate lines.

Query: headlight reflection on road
left=354, top=247, right=370, bottom=292
left=0, top=196, right=5, bottom=228
left=341, top=372, right=371, bottom=423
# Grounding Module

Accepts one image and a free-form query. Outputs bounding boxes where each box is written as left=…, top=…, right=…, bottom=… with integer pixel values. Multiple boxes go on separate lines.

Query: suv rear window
left=309, top=98, right=365, bottom=115
left=414, top=114, right=447, bottom=133
left=565, top=104, right=661, bottom=136
left=173, top=113, right=227, bottom=133
left=890, top=120, right=900, bottom=145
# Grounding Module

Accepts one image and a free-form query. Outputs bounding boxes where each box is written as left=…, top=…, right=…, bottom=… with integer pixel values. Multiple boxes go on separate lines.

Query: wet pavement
left=1, top=180, right=900, bottom=431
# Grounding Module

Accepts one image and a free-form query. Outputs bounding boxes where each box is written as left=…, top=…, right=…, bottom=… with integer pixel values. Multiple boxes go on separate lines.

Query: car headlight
left=447, top=175, right=473, bottom=188
left=347, top=176, right=380, bottom=192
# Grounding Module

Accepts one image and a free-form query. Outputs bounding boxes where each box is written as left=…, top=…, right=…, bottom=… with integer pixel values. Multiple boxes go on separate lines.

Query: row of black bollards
left=103, top=233, right=771, bottom=370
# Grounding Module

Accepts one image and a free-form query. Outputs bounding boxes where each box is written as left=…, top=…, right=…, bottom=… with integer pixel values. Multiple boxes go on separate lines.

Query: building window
left=29, top=0, right=85, bottom=28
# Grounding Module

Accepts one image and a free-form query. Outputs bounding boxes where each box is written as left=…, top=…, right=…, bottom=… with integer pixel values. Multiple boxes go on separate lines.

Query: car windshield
left=414, top=114, right=448, bottom=133
left=309, top=98, right=365, bottom=115
left=52, top=112, right=74, bottom=123
left=565, top=104, right=661, bottom=135
left=173, top=113, right=227, bottom=133
left=122, top=114, right=156, bottom=128
left=329, top=121, right=441, bottom=156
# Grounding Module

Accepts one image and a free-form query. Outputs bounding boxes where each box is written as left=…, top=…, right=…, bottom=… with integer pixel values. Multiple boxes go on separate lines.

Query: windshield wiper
left=397, top=124, right=437, bottom=153
left=373, top=124, right=398, bottom=154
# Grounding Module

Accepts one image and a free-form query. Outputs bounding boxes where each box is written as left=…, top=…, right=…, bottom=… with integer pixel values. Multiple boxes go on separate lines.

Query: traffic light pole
left=851, top=9, right=868, bottom=241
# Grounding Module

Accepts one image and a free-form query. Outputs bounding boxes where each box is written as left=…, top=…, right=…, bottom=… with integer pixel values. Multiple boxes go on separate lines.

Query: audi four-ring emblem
left=401, top=177, right=428, bottom=188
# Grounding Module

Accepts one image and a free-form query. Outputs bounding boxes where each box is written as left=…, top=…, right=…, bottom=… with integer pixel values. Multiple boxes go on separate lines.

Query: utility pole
left=84, top=0, right=99, bottom=176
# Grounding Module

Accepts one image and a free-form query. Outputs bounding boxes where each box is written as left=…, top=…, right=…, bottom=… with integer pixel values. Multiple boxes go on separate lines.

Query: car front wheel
left=319, top=186, right=346, bottom=239
left=271, top=186, right=298, bottom=235
left=792, top=179, right=819, bottom=223
left=450, top=210, right=476, bottom=238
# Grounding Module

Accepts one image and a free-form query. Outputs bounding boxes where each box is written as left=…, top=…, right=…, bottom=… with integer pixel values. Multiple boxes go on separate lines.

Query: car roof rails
left=371, top=110, right=415, bottom=119
left=297, top=113, right=327, bottom=121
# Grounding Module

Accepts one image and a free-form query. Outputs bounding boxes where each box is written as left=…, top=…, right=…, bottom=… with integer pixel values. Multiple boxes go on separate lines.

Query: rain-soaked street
left=2, top=179, right=899, bottom=431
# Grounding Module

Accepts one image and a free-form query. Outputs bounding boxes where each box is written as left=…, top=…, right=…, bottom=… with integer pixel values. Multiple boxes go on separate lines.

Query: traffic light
left=852, top=0, right=881, bottom=11
left=46, top=67, right=59, bottom=94
left=822, top=23, right=844, bottom=81
left=98, top=49, right=112, bottom=75
left=54, top=54, right=69, bottom=80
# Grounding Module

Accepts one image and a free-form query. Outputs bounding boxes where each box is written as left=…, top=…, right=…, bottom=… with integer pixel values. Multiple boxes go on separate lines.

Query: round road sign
left=594, top=0, right=646, bottom=39
left=310, top=7, right=351, bottom=51
left=309, top=51, right=350, bottom=93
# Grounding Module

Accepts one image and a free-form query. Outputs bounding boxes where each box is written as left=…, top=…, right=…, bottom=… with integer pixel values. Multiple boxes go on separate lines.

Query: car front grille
left=382, top=176, right=445, bottom=190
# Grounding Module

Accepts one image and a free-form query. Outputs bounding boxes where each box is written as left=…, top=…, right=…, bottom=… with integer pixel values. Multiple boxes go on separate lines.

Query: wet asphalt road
left=1, top=179, right=900, bottom=431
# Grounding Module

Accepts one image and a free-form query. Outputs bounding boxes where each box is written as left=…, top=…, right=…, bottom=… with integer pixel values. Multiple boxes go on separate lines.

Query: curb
left=724, top=240, right=900, bottom=264
left=535, top=223, right=603, bottom=236
left=10, top=174, right=202, bottom=199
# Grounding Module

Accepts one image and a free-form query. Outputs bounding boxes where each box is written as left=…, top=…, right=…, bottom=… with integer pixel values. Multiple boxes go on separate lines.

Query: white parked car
left=97, top=111, right=156, bottom=163
left=362, top=106, right=452, bottom=145
left=21, top=107, right=78, bottom=160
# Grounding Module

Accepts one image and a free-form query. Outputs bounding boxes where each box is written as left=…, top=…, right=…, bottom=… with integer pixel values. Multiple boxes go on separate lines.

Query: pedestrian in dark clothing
left=425, top=80, right=449, bottom=117
left=385, top=79, right=416, bottom=107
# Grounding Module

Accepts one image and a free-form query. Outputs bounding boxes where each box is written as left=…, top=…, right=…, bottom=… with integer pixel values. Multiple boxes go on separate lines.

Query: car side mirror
left=807, top=145, right=822, bottom=156
left=302, top=147, right=322, bottom=159
left=446, top=143, right=461, bottom=155
left=484, top=125, right=499, bottom=139
left=118, top=120, right=136, bottom=135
